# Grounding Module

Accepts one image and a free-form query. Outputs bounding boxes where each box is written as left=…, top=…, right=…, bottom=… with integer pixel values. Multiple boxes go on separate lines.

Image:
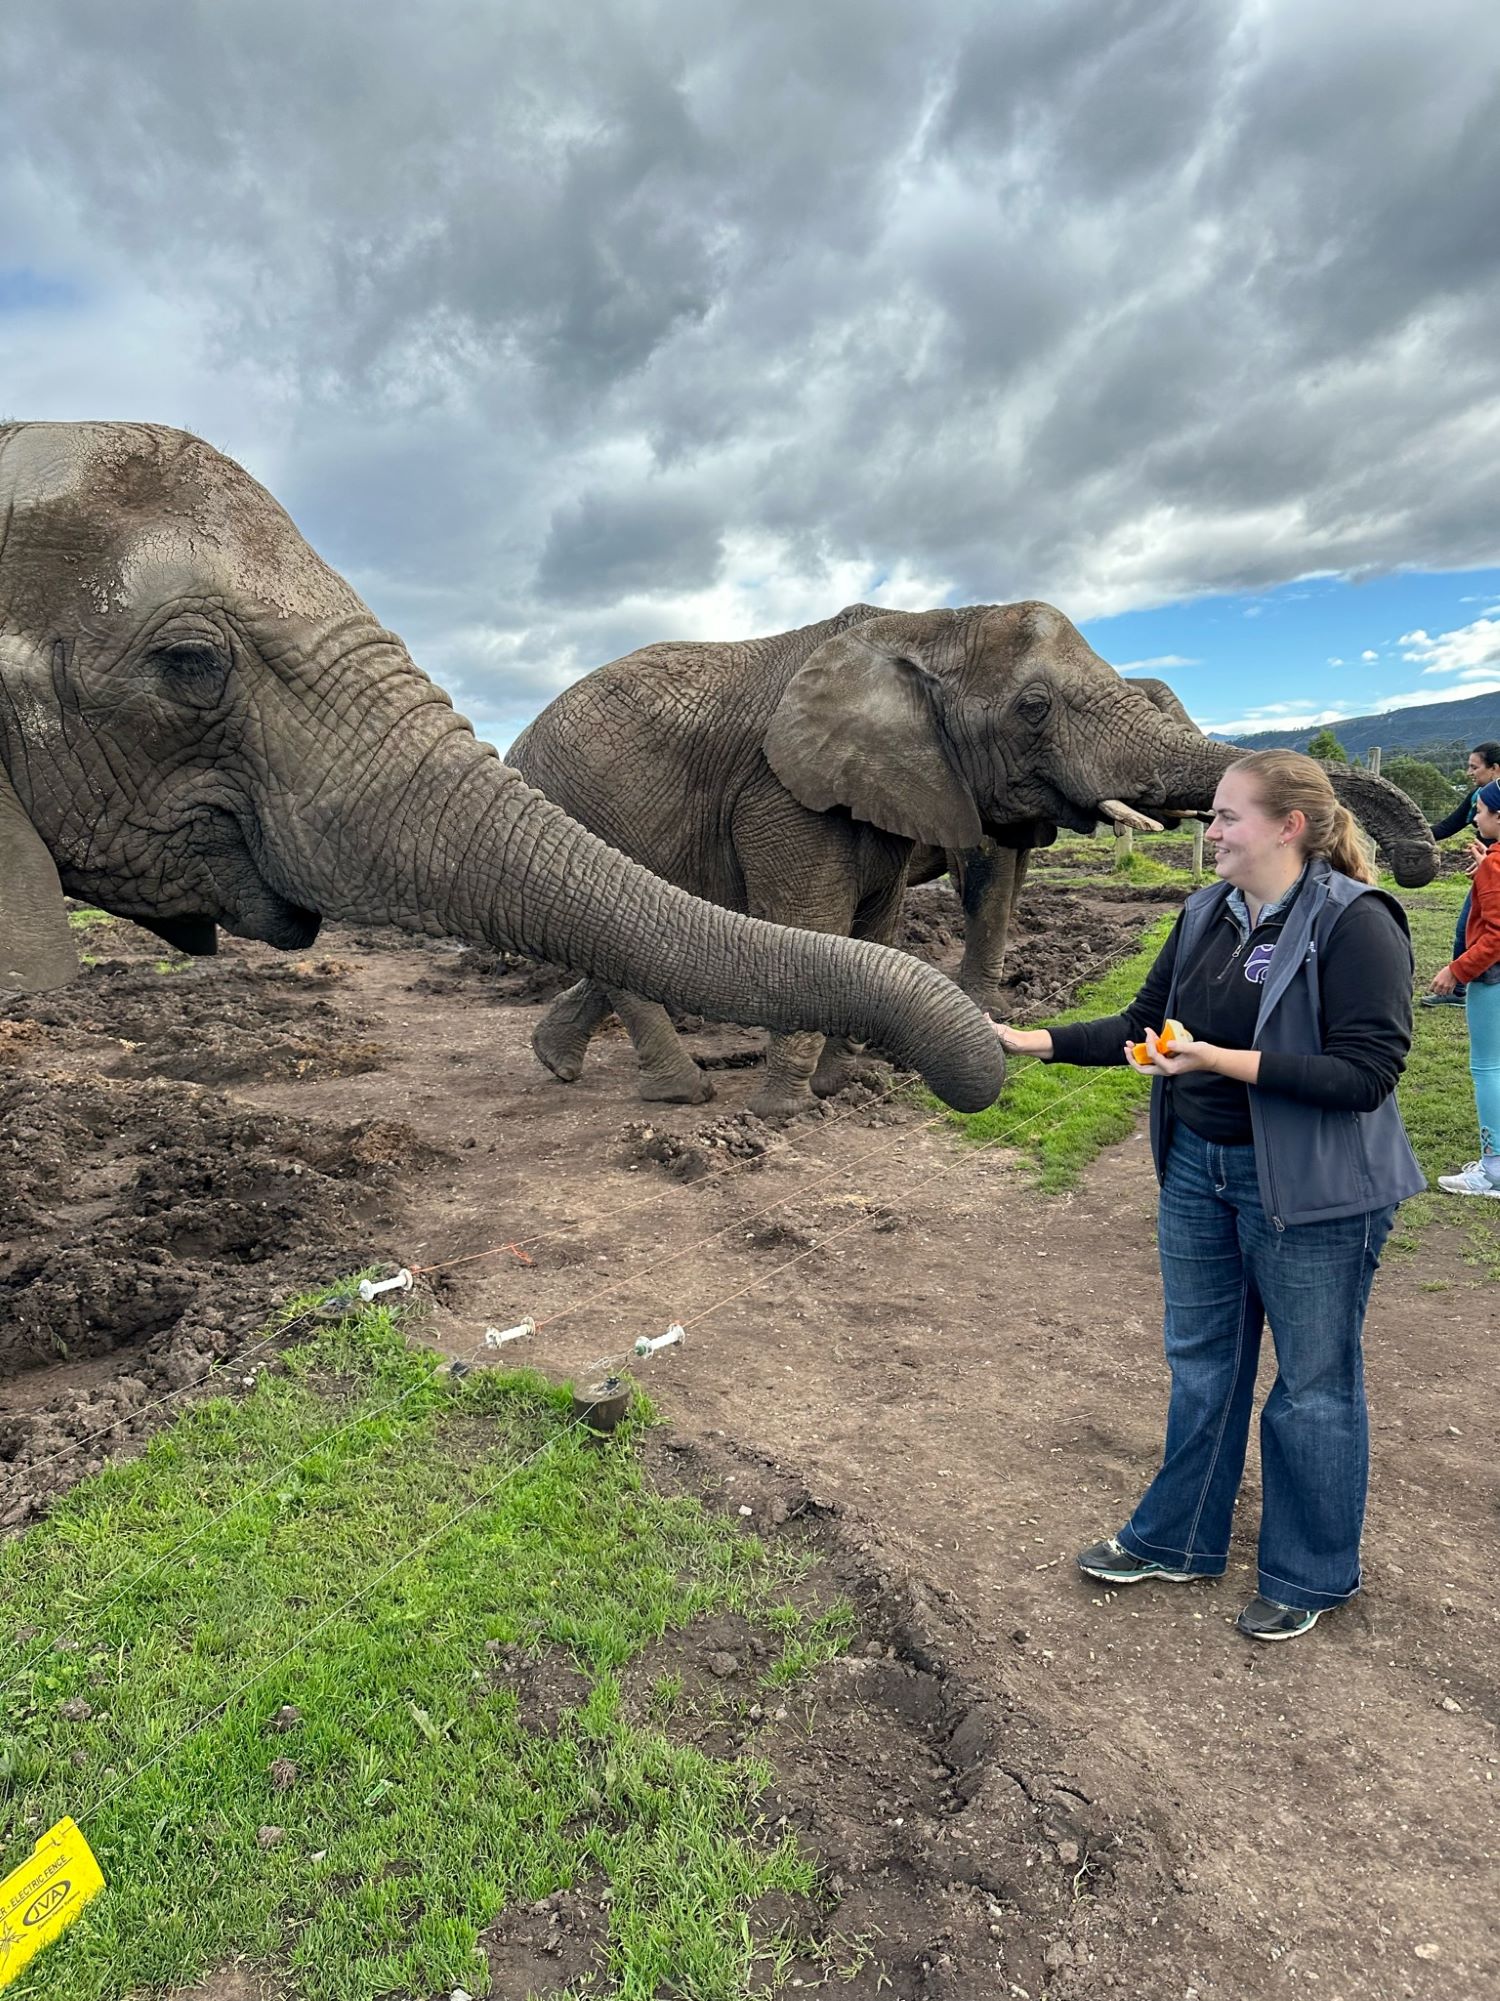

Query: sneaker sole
left=1437, top=1182, right=1500, bottom=1198
left=1076, top=1559, right=1196, bottom=1585
left=1238, top=1609, right=1323, bottom=1642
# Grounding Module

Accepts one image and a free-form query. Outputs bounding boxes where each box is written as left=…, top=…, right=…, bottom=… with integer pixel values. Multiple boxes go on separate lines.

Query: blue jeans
left=1118, top=1125, right=1395, bottom=1610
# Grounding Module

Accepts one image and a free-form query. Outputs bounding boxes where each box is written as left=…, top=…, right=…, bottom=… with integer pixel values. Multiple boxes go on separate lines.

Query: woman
left=1419, top=741, right=1500, bottom=1009
left=1431, top=776, right=1500, bottom=1197
left=997, top=751, right=1424, bottom=1642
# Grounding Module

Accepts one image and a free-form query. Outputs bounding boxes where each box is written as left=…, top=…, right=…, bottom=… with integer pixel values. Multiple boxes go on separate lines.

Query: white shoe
left=1437, top=1162, right=1500, bottom=1198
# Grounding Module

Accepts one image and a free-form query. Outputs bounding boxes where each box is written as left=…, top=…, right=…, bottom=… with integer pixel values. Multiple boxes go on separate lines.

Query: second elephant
left=510, top=601, right=1438, bottom=1116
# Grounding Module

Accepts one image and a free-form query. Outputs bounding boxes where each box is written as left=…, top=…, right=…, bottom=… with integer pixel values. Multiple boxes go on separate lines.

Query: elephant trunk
left=264, top=684, right=1006, bottom=1112
left=1143, top=730, right=1440, bottom=887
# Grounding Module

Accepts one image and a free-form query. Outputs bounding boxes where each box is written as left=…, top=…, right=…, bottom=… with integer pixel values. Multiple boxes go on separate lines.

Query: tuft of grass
left=0, top=1311, right=848, bottom=2001
left=66, top=908, right=116, bottom=931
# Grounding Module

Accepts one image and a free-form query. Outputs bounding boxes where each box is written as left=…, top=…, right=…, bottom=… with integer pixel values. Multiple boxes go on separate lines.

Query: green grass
left=65, top=908, right=116, bottom=931
left=0, top=1310, right=847, bottom=2000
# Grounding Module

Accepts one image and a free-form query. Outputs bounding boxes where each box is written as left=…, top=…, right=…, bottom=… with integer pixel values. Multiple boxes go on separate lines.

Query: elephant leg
left=532, top=977, right=613, bottom=1082
left=950, top=838, right=1034, bottom=1017
left=744, top=886, right=871, bottom=1120
left=752, top=1029, right=828, bottom=1119
left=604, top=987, right=715, bottom=1104
left=809, top=875, right=908, bottom=1097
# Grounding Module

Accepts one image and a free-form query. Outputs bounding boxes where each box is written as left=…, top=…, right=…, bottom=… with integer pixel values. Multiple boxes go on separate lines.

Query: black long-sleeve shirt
left=1431, top=789, right=1493, bottom=845
left=1048, top=891, right=1413, bottom=1143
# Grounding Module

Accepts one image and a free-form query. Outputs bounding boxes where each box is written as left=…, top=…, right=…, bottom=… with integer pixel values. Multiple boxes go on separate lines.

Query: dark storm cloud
left=3, top=0, right=1500, bottom=724
left=536, top=486, right=724, bottom=603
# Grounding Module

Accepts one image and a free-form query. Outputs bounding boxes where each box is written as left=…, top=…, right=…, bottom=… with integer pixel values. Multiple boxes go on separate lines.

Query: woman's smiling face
left=1206, top=768, right=1301, bottom=885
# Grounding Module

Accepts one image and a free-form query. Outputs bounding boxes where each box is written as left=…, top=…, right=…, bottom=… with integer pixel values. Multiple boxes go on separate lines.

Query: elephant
left=910, top=671, right=1209, bottom=1016
left=0, top=424, right=1008, bottom=1118
left=510, top=601, right=1439, bottom=1117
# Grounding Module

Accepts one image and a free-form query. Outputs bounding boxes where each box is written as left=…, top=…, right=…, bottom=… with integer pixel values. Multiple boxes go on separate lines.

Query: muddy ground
left=2, top=861, right=1495, bottom=2001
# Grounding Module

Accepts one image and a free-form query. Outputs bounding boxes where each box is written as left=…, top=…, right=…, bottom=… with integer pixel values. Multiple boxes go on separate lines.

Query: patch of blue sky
left=1081, top=568, right=1500, bottom=735
left=0, top=267, right=83, bottom=313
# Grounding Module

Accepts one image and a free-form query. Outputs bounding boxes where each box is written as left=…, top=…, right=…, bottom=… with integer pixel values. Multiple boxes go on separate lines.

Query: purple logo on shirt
left=1244, top=942, right=1276, bottom=984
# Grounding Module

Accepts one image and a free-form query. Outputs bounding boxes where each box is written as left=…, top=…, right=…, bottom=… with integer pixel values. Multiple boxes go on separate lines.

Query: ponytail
left=1325, top=802, right=1377, bottom=884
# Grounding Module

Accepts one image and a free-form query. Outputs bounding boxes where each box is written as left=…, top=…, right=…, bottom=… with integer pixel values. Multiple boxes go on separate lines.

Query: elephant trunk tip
left=916, top=1009, right=1006, bottom=1112
left=1388, top=840, right=1440, bottom=888
left=937, top=1059, right=1007, bottom=1115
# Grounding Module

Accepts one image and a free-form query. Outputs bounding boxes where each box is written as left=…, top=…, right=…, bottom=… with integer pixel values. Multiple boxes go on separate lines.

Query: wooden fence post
left=1113, top=823, right=1134, bottom=866
left=1368, top=745, right=1381, bottom=777
left=1190, top=818, right=1205, bottom=876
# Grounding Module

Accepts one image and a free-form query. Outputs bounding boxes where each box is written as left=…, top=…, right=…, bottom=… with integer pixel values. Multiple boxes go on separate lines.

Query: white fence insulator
left=484, top=1318, right=537, bottom=1348
left=634, top=1324, right=686, bottom=1358
left=358, top=1268, right=413, bottom=1302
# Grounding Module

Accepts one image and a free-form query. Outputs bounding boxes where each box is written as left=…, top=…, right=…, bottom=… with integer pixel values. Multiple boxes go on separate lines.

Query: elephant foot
left=639, top=1064, right=715, bottom=1106
left=532, top=1015, right=592, bottom=1083
left=747, top=1085, right=823, bottom=1125
left=958, top=979, right=1009, bottom=1021
left=532, top=978, right=613, bottom=1082
left=811, top=1053, right=889, bottom=1098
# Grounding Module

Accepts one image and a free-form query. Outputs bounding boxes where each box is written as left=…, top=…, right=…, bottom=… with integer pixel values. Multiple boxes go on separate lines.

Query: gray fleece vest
left=1148, top=859, right=1426, bottom=1227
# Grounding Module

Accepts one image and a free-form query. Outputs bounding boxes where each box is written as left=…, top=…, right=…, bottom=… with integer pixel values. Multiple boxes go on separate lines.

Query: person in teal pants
left=1433, top=778, right=1500, bottom=1197
left=1421, top=742, right=1500, bottom=1009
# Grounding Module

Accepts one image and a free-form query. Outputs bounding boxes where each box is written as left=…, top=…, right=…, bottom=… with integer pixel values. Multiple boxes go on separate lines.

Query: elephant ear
left=1130, top=675, right=1198, bottom=733
left=0, top=763, right=79, bottom=992
left=764, top=622, right=982, bottom=848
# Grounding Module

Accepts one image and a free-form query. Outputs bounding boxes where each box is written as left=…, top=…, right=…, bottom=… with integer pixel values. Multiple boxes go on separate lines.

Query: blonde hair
left=1227, top=749, right=1376, bottom=884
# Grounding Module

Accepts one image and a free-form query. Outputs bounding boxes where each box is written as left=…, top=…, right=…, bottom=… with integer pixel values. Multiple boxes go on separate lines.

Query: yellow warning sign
left=0, top=1818, right=105, bottom=1990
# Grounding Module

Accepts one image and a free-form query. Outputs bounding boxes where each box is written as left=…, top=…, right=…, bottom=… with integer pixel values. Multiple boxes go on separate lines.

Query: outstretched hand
left=993, top=1021, right=1054, bottom=1059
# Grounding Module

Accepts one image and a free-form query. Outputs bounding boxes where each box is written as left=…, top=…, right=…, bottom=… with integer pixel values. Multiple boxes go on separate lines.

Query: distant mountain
left=1218, top=686, right=1500, bottom=761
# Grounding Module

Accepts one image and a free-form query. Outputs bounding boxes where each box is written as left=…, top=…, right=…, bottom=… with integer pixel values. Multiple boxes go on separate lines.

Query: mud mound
left=476, top=1882, right=607, bottom=1998
left=619, top=1110, right=779, bottom=1181
left=11, top=958, right=387, bottom=1085
left=0, top=1076, right=417, bottom=1530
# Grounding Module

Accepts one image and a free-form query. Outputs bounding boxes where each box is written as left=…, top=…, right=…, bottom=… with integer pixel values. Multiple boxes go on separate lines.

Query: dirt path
left=3, top=892, right=1496, bottom=2000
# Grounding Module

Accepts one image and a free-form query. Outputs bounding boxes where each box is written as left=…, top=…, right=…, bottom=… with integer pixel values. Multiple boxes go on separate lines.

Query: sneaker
left=1076, top=1536, right=1195, bottom=1585
left=1235, top=1595, right=1323, bottom=1642
left=1419, top=989, right=1467, bottom=1007
left=1437, top=1163, right=1500, bottom=1198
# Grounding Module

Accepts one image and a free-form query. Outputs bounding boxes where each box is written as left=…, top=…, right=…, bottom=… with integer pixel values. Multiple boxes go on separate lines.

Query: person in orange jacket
left=1431, top=777, right=1500, bottom=1196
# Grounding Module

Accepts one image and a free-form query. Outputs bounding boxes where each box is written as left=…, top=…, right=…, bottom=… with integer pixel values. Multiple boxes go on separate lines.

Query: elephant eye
left=151, top=638, right=230, bottom=685
left=1016, top=684, right=1052, bottom=726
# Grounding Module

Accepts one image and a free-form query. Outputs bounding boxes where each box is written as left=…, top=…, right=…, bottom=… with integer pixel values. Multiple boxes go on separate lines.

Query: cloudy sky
left=4, top=0, right=1500, bottom=746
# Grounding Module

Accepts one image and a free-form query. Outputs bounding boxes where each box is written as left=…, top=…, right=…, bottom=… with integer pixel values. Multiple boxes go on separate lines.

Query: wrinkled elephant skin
left=511, top=601, right=1438, bottom=1107
left=0, top=425, right=1006, bottom=1115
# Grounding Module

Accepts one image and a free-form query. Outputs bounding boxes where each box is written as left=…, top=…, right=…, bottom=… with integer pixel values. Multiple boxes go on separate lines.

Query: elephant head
left=0, top=424, right=1005, bottom=1111
left=762, top=602, right=1439, bottom=886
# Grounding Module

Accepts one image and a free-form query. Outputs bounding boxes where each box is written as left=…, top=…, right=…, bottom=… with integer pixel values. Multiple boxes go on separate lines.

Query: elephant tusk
left=1099, top=799, right=1165, bottom=833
